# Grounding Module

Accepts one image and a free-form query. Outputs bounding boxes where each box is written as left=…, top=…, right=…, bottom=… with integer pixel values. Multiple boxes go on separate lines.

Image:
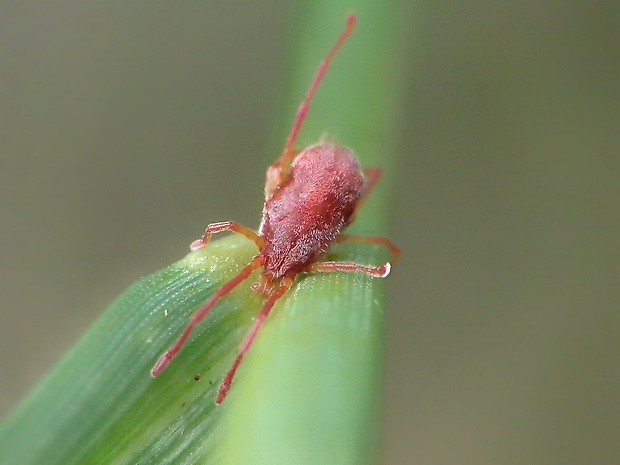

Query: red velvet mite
left=151, top=14, right=400, bottom=404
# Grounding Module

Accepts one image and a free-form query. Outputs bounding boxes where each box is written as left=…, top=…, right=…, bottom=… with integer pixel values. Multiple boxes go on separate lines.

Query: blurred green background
left=1, top=3, right=618, bottom=465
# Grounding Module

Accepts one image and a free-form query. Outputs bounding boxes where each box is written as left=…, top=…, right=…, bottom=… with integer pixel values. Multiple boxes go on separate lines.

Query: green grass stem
left=0, top=2, right=404, bottom=464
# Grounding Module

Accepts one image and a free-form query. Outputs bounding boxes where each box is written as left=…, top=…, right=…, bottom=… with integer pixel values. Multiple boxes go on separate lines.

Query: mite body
left=152, top=15, right=399, bottom=404
left=258, top=144, right=364, bottom=281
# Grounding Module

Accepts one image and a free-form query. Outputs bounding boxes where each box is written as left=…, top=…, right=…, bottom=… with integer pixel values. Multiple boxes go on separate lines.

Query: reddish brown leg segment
left=151, top=256, right=263, bottom=377
left=362, top=168, right=382, bottom=198
left=271, top=14, right=357, bottom=187
left=190, top=221, right=265, bottom=251
left=337, top=234, right=401, bottom=262
left=216, top=276, right=295, bottom=404
left=309, top=261, right=391, bottom=278
left=345, top=167, right=381, bottom=224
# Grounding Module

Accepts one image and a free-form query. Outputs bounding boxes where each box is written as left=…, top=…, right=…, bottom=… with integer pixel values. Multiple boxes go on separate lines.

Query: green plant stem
left=220, top=3, right=403, bottom=464
left=0, top=2, right=404, bottom=465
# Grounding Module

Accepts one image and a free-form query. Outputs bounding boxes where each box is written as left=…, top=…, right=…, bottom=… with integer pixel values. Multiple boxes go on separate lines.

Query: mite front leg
left=190, top=221, right=265, bottom=251
left=151, top=256, right=263, bottom=377
left=216, top=275, right=295, bottom=404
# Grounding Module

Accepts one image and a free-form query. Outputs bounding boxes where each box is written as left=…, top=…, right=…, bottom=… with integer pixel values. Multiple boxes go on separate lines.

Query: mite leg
left=268, top=15, right=357, bottom=192
left=345, top=167, right=382, bottom=225
left=216, top=276, right=295, bottom=404
left=151, top=256, right=262, bottom=377
left=264, top=153, right=299, bottom=200
left=340, top=168, right=401, bottom=262
left=190, top=221, right=265, bottom=251
left=337, top=234, right=401, bottom=262
left=362, top=168, right=382, bottom=199
left=309, top=261, right=391, bottom=278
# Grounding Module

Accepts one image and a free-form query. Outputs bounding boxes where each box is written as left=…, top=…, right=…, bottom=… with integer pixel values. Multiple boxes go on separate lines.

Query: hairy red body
left=259, top=144, right=364, bottom=280
left=151, top=15, right=399, bottom=404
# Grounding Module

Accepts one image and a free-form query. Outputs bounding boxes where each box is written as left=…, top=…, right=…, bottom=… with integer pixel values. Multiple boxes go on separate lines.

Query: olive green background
left=1, top=3, right=618, bottom=465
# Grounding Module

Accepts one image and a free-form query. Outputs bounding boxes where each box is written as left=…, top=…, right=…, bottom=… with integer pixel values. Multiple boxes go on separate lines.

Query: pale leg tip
left=151, top=354, right=171, bottom=377
left=190, top=239, right=204, bottom=251
left=216, top=385, right=229, bottom=405
left=380, top=262, right=391, bottom=278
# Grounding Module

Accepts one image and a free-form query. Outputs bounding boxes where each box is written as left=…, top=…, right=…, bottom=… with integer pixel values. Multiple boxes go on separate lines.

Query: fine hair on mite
left=151, top=14, right=400, bottom=405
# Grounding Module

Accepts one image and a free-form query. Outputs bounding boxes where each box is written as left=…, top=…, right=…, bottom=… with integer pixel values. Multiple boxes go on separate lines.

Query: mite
left=151, top=14, right=400, bottom=404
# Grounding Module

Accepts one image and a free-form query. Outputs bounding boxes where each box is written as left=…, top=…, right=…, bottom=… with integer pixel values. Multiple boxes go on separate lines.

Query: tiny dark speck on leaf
left=194, top=374, right=201, bottom=381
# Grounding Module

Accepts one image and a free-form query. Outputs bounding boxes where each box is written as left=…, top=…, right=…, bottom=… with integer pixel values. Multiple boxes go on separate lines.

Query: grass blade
left=0, top=2, right=404, bottom=464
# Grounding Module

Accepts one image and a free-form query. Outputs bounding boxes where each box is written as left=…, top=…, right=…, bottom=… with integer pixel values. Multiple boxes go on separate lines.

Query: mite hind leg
left=345, top=167, right=382, bottom=225
left=264, top=152, right=299, bottom=200
left=339, top=167, right=400, bottom=263
left=265, top=15, right=357, bottom=198
left=361, top=168, right=382, bottom=200
left=190, top=221, right=265, bottom=251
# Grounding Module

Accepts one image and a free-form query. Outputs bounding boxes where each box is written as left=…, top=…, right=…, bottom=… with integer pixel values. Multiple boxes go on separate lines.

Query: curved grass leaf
left=0, top=1, right=404, bottom=464
left=0, top=236, right=260, bottom=464
left=0, top=236, right=389, bottom=465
